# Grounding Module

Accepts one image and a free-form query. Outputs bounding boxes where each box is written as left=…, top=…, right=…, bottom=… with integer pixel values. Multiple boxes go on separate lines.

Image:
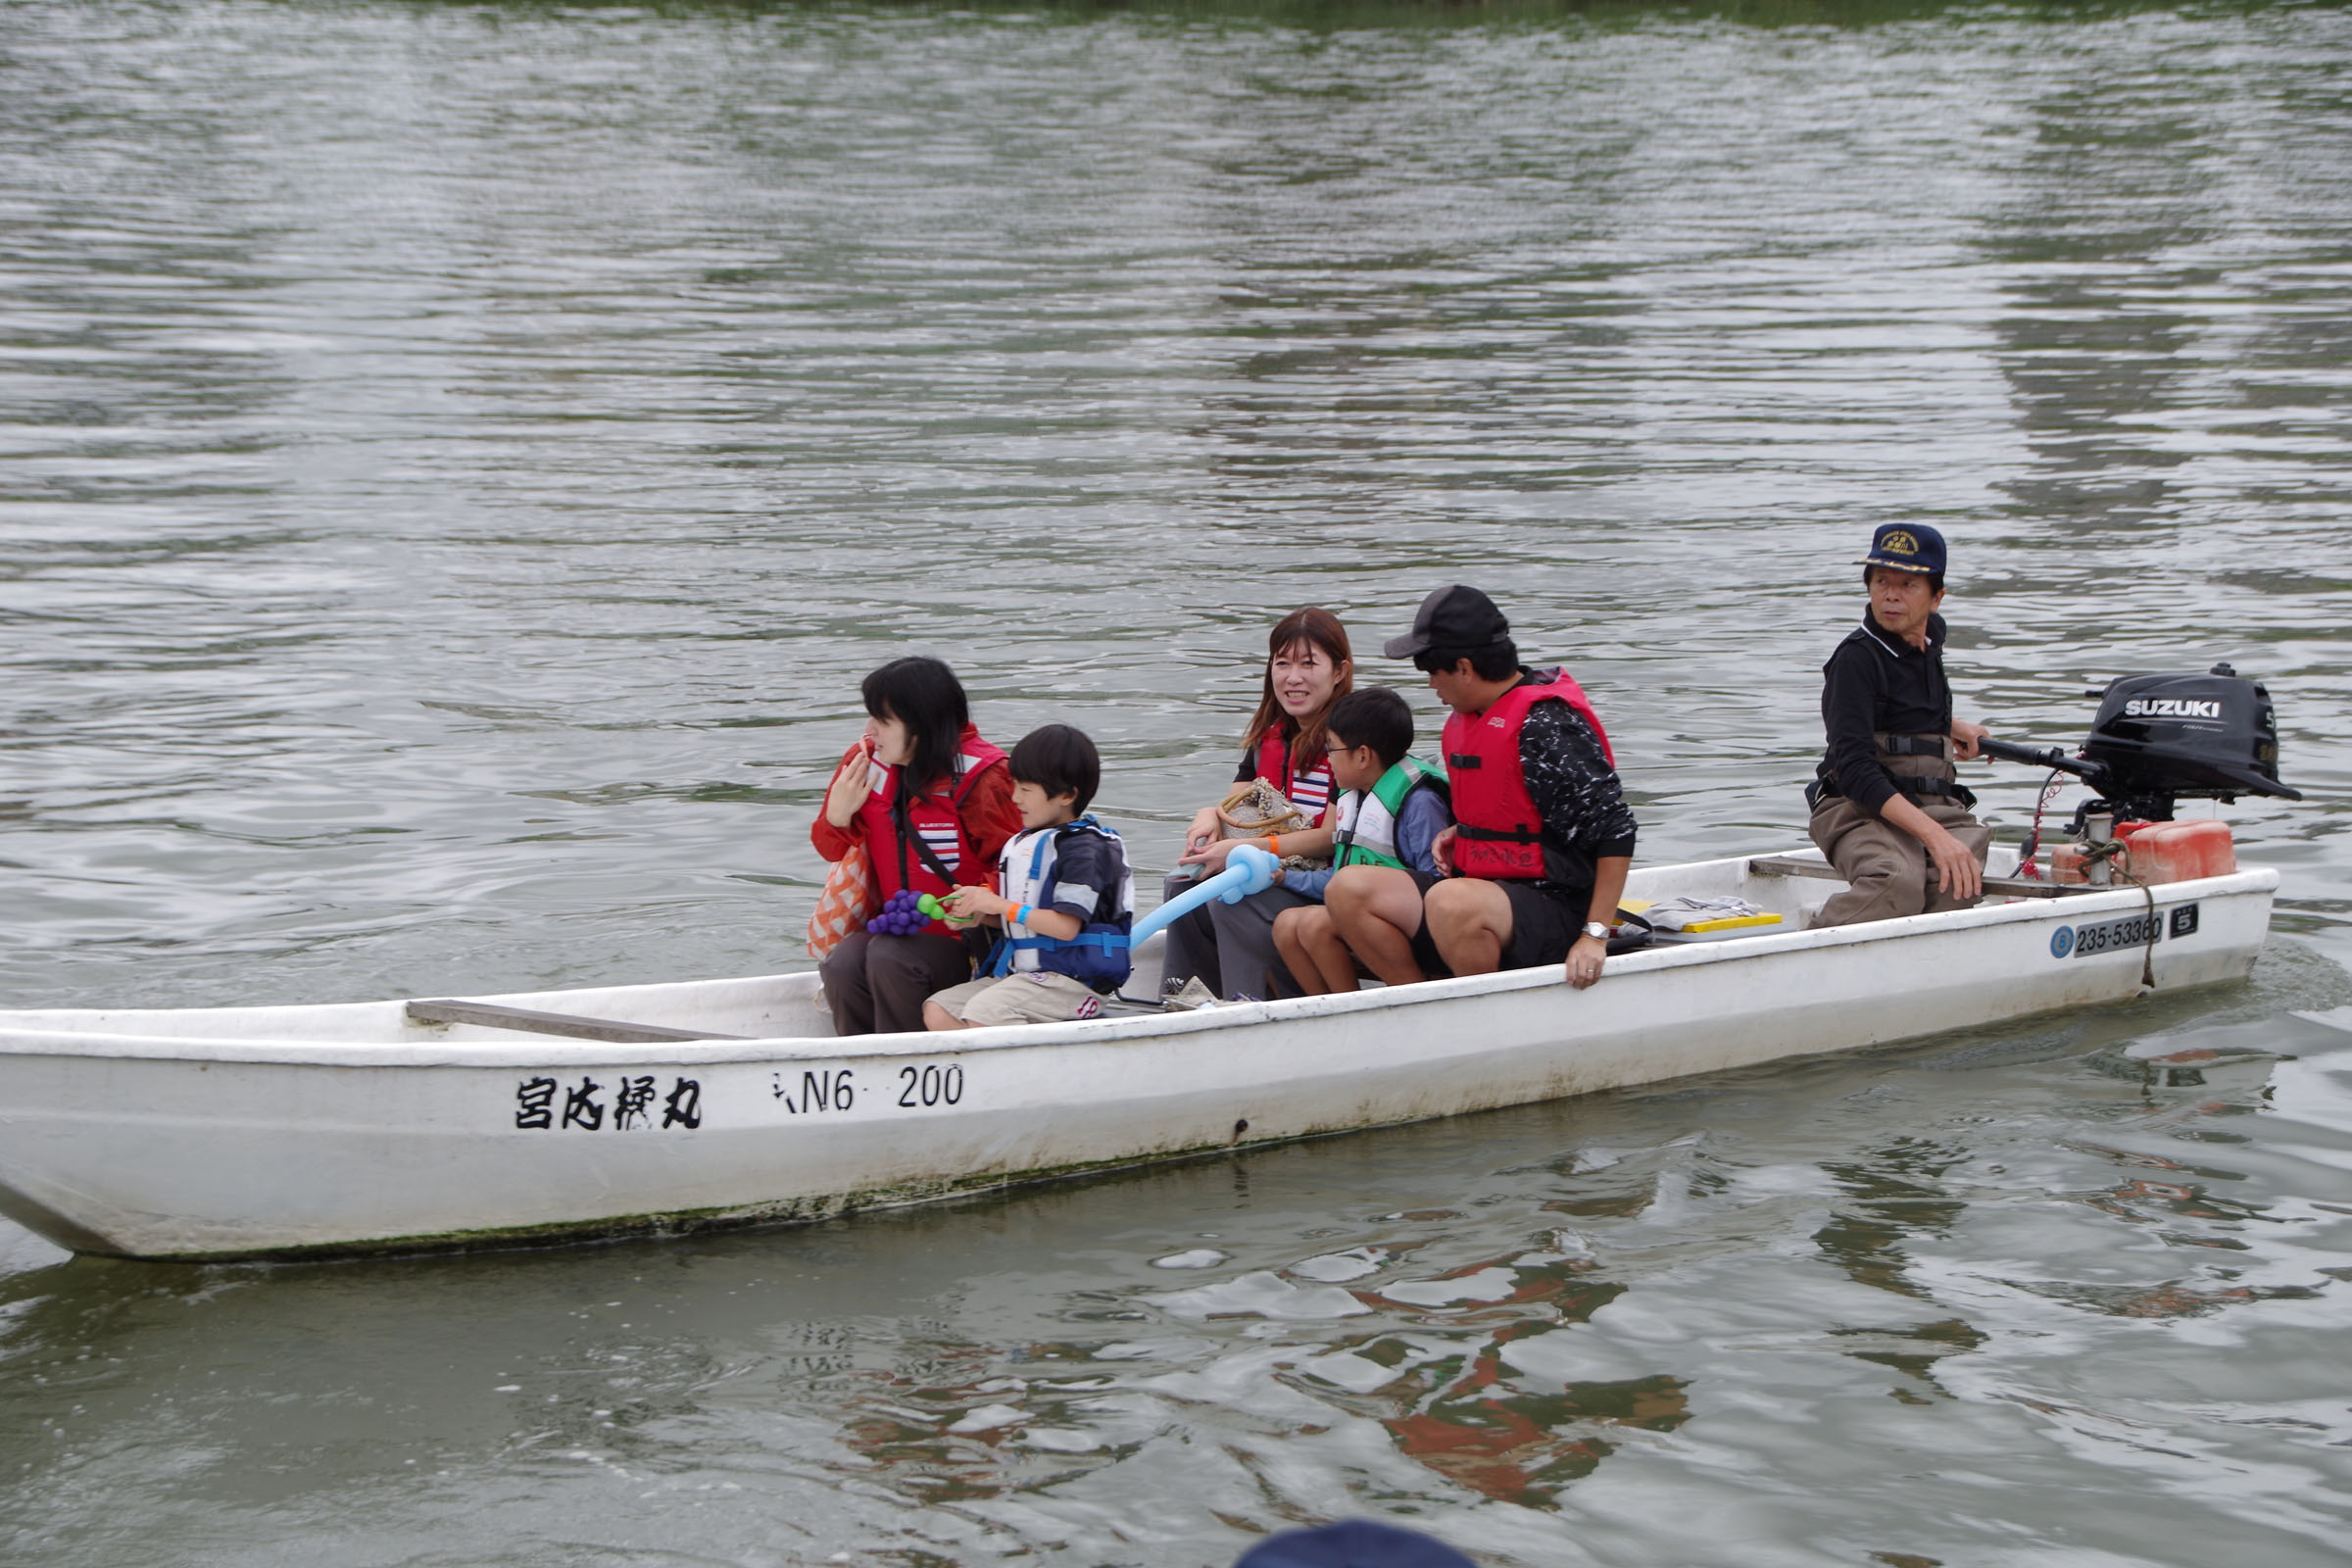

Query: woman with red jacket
left=1159, top=607, right=1355, bottom=1001
left=812, top=658, right=1022, bottom=1035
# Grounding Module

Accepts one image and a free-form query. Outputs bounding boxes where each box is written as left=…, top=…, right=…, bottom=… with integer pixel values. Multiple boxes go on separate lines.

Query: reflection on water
left=4, top=0, right=2352, bottom=1562
left=1815, top=1137, right=1969, bottom=1299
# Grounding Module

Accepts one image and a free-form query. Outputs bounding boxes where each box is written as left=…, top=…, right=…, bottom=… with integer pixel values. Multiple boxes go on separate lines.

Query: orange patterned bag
left=806, top=839, right=876, bottom=959
left=806, top=742, right=881, bottom=959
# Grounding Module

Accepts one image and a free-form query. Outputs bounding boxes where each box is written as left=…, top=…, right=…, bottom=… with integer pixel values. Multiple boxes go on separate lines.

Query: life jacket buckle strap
left=1004, top=932, right=1130, bottom=953
left=1896, top=775, right=1978, bottom=808
left=1453, top=823, right=1542, bottom=843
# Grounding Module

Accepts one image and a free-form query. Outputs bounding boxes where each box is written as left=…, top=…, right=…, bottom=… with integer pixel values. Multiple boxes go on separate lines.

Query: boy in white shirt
left=924, top=725, right=1134, bottom=1030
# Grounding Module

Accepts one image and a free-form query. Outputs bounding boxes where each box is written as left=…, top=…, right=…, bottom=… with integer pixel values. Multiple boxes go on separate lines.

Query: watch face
left=1584, top=921, right=1611, bottom=940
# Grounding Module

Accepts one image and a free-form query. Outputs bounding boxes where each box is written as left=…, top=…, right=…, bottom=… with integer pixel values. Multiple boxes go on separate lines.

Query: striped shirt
left=1233, top=743, right=1335, bottom=827
left=1287, top=762, right=1333, bottom=824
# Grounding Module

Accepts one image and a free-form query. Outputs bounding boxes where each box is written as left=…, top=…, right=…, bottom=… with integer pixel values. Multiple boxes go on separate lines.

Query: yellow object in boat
left=1680, top=912, right=1784, bottom=933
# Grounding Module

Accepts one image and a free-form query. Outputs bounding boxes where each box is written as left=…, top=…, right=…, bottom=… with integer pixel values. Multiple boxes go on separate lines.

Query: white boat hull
left=0, top=852, right=2277, bottom=1261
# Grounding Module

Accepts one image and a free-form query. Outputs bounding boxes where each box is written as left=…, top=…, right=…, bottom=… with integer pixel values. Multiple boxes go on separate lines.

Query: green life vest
left=1332, top=756, right=1446, bottom=871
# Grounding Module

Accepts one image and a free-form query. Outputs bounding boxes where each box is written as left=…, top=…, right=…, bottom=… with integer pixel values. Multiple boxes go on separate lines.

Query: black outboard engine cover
left=2082, top=664, right=2299, bottom=819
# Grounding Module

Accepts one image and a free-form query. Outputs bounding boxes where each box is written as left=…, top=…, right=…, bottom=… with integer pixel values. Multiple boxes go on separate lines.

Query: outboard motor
left=1981, top=662, right=2299, bottom=824
left=2076, top=663, right=2298, bottom=821
left=1980, top=663, right=2297, bottom=885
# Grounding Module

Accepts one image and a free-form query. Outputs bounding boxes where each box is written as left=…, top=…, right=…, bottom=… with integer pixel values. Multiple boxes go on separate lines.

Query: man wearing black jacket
left=1806, top=525, right=1991, bottom=926
left=1384, top=586, right=1637, bottom=989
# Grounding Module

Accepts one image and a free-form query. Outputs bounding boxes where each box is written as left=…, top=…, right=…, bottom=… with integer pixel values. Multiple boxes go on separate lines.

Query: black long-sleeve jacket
left=1814, top=611, right=1954, bottom=815
left=1515, top=686, right=1639, bottom=890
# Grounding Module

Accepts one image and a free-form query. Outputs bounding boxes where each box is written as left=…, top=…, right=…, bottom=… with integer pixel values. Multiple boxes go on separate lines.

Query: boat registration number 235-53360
left=2051, top=903, right=2199, bottom=959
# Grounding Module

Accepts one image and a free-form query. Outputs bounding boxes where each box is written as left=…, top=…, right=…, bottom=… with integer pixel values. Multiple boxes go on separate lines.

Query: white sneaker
left=1160, top=977, right=1218, bottom=1011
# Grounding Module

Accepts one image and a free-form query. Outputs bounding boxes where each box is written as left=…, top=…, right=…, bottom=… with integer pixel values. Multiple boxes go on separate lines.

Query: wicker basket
left=1216, top=778, right=1326, bottom=870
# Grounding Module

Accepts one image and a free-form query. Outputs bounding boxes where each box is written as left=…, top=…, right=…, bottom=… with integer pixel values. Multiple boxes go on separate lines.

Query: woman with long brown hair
left=1159, top=607, right=1354, bottom=1001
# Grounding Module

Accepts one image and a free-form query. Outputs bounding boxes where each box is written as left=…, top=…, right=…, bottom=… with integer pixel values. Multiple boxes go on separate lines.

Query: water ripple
left=3, top=2, right=2351, bottom=1562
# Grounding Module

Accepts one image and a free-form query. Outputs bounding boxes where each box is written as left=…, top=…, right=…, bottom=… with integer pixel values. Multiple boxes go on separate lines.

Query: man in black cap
left=1806, top=523, right=1991, bottom=925
left=1374, top=585, right=1636, bottom=989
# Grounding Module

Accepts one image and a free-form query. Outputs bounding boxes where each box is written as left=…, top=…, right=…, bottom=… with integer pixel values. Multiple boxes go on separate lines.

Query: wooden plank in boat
left=405, top=1000, right=750, bottom=1044
left=1744, top=855, right=2092, bottom=900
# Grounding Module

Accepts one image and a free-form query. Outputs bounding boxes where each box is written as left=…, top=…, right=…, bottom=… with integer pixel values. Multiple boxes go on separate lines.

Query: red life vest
left=858, top=727, right=1008, bottom=937
left=1251, top=726, right=1335, bottom=827
left=1442, top=669, right=1613, bottom=883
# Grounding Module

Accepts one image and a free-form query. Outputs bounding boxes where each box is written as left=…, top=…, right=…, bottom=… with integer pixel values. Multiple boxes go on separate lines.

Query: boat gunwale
left=0, top=859, right=2278, bottom=1068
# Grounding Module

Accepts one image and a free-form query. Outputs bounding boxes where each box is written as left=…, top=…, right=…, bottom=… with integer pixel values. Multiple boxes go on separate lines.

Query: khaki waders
left=1807, top=733, right=1990, bottom=926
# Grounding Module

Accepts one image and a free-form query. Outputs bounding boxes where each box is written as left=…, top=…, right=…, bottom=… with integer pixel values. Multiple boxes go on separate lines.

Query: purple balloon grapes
left=866, top=887, right=932, bottom=937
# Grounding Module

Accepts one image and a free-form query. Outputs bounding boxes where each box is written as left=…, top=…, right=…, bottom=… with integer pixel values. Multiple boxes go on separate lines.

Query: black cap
left=1383, top=585, right=1510, bottom=661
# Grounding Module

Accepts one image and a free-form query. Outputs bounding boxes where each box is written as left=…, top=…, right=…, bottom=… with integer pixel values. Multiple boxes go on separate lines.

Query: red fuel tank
left=2122, top=819, right=2235, bottom=884
left=2049, top=820, right=2234, bottom=885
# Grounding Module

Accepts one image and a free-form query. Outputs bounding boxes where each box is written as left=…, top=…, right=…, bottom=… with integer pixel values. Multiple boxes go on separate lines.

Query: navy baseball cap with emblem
left=1855, top=522, right=1947, bottom=577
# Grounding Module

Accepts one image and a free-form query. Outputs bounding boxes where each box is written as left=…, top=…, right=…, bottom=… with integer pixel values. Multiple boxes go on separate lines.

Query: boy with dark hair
left=926, top=725, right=1135, bottom=1030
left=1272, top=688, right=1453, bottom=994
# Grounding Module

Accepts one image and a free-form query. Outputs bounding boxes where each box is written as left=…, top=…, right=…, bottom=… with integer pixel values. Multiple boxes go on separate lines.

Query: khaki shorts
left=929, top=970, right=1105, bottom=1026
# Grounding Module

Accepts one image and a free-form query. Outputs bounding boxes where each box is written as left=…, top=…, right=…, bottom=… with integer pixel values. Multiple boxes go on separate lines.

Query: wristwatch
left=1582, top=921, right=1611, bottom=942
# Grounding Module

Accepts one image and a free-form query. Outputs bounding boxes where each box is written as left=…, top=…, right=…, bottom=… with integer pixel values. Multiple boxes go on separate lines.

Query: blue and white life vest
left=983, top=816, right=1135, bottom=992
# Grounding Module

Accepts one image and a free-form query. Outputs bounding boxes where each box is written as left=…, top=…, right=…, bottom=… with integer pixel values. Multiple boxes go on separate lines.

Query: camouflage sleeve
left=1518, top=704, right=1638, bottom=861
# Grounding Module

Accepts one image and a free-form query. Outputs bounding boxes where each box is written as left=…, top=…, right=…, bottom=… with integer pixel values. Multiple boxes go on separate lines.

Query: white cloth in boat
left=1642, top=895, right=1765, bottom=932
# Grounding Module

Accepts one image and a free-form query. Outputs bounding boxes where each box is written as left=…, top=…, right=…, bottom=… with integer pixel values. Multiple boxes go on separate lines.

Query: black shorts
left=1495, top=881, right=1593, bottom=971
left=1399, top=869, right=1448, bottom=978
